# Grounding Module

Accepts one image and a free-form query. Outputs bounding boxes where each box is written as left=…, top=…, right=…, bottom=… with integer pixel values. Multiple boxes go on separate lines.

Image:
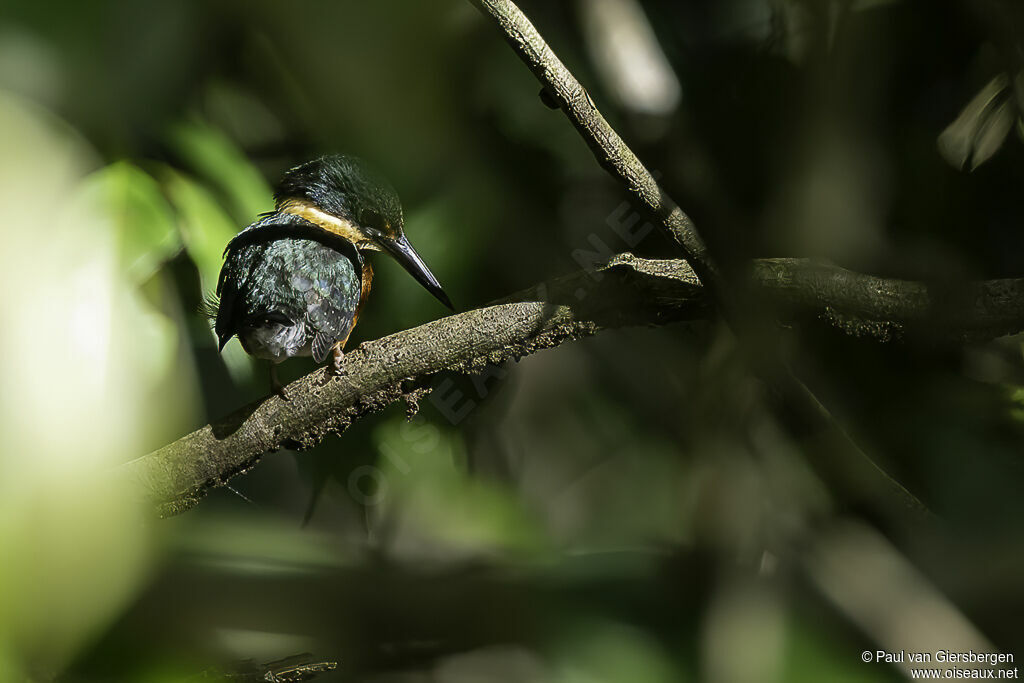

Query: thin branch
left=192, top=653, right=338, bottom=681
left=121, top=254, right=1024, bottom=516
left=467, top=0, right=718, bottom=285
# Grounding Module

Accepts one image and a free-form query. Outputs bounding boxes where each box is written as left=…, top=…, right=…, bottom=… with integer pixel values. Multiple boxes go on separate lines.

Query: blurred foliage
left=0, top=0, right=1023, bottom=681
left=79, top=162, right=180, bottom=284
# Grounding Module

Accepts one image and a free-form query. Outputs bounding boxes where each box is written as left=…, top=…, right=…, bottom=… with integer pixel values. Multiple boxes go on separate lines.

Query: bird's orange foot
left=331, top=343, right=346, bottom=377
left=319, top=343, right=346, bottom=386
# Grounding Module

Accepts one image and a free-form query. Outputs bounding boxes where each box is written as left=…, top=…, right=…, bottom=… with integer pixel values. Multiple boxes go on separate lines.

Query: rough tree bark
left=123, top=255, right=704, bottom=516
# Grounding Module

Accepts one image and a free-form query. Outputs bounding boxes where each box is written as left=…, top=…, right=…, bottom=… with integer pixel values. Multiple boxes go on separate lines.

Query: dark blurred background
left=1, top=0, right=1023, bottom=680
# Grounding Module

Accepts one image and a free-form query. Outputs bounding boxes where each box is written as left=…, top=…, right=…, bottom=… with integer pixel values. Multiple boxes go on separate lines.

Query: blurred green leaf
left=938, top=74, right=1016, bottom=172
left=375, top=417, right=549, bottom=557
left=553, top=619, right=681, bottom=683
left=167, top=120, right=272, bottom=223
left=1009, top=386, right=1024, bottom=422
left=70, top=162, right=187, bottom=389
left=162, top=168, right=235, bottom=292
left=163, top=168, right=253, bottom=381
left=169, top=511, right=360, bottom=576
left=77, top=161, right=180, bottom=284
left=782, top=616, right=899, bottom=683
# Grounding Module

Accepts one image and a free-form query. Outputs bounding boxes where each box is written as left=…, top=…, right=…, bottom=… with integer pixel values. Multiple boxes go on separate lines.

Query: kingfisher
left=213, top=154, right=453, bottom=397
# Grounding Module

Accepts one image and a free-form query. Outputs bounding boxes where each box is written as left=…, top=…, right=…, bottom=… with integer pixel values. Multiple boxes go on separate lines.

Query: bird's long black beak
left=380, top=235, right=454, bottom=310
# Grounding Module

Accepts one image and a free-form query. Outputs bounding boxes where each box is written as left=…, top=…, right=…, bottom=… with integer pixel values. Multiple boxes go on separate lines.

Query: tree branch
left=122, top=254, right=1024, bottom=516
left=467, top=0, right=718, bottom=285
left=752, top=259, right=1024, bottom=341
left=122, top=254, right=704, bottom=516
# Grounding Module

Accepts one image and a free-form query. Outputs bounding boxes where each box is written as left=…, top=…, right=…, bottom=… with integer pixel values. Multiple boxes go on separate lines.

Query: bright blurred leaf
left=163, top=168, right=254, bottom=381
left=938, top=74, right=1016, bottom=172
left=1009, top=386, right=1024, bottom=422
left=162, top=168, right=236, bottom=292
left=168, top=120, right=272, bottom=223
left=69, top=162, right=183, bottom=386
left=0, top=91, right=156, bottom=677
left=77, top=161, right=180, bottom=284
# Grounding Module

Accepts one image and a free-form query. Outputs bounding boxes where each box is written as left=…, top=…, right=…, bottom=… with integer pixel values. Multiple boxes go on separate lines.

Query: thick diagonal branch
left=122, top=255, right=1024, bottom=516
left=122, top=255, right=704, bottom=516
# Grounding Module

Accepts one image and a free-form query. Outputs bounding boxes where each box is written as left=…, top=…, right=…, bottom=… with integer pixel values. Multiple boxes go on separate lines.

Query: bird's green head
left=274, top=154, right=452, bottom=310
